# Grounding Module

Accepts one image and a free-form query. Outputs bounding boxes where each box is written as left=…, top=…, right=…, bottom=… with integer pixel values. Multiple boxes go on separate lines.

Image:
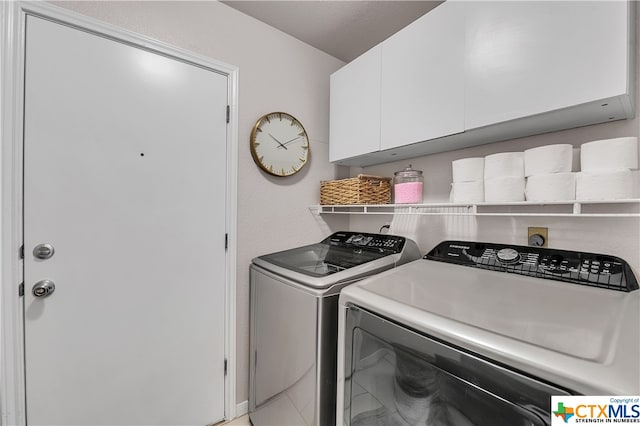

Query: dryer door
left=343, top=306, right=571, bottom=426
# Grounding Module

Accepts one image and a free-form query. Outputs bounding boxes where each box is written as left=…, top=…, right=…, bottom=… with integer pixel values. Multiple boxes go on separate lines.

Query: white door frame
left=0, top=2, right=239, bottom=424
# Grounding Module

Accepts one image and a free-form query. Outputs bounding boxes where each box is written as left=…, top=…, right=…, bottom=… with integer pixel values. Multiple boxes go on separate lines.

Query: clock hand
left=268, top=133, right=287, bottom=150
left=277, top=135, right=303, bottom=148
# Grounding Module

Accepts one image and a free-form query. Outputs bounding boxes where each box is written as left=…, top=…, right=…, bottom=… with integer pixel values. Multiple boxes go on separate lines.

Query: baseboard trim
left=236, top=400, right=248, bottom=417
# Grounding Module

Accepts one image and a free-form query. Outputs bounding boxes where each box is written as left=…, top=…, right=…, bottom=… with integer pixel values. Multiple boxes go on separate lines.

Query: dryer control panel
left=324, top=232, right=407, bottom=253
left=426, top=241, right=638, bottom=292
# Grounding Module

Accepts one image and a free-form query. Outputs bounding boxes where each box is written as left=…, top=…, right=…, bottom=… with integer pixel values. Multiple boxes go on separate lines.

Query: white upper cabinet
left=329, top=46, right=381, bottom=162
left=381, top=1, right=465, bottom=150
left=465, top=1, right=632, bottom=129
left=329, top=1, right=635, bottom=166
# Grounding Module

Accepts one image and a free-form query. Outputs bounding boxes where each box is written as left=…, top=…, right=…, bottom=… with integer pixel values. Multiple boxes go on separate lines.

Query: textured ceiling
left=221, top=1, right=443, bottom=62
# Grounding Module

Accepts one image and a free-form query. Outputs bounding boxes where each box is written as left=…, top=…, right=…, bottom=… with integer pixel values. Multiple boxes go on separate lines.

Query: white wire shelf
left=310, top=199, right=640, bottom=218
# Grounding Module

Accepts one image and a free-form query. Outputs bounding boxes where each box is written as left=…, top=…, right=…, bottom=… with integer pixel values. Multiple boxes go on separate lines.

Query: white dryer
left=337, top=241, right=639, bottom=426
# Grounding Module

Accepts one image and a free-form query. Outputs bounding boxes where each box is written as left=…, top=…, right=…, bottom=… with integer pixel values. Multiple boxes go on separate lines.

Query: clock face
left=250, top=112, right=310, bottom=177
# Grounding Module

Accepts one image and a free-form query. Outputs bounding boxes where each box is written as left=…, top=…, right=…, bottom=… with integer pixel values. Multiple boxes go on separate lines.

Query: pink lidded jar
left=393, top=165, right=424, bottom=204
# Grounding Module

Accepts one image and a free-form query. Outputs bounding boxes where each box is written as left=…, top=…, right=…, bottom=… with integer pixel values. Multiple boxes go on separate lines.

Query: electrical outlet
left=528, top=227, right=548, bottom=247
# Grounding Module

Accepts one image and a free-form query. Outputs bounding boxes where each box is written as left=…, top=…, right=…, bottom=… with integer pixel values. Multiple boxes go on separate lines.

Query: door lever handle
left=32, top=280, right=55, bottom=298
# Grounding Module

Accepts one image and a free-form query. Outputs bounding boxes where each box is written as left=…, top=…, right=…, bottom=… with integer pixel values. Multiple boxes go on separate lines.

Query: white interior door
left=23, top=16, right=228, bottom=425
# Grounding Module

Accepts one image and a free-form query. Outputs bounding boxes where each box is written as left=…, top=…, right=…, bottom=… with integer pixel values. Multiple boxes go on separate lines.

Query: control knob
left=496, top=248, right=520, bottom=264
left=350, top=234, right=373, bottom=246
left=351, top=234, right=364, bottom=244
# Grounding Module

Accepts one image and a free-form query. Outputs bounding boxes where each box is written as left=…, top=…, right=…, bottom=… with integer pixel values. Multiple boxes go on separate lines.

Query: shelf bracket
left=573, top=203, right=581, bottom=215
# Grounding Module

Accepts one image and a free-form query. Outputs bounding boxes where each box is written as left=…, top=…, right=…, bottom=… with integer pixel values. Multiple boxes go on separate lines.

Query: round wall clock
left=250, top=112, right=310, bottom=177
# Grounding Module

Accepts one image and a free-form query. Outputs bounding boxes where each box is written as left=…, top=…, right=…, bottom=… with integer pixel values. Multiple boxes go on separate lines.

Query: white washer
left=250, top=231, right=421, bottom=426
left=337, top=241, right=639, bottom=426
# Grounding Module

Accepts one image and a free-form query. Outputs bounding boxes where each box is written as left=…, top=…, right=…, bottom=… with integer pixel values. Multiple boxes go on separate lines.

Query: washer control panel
left=426, top=241, right=638, bottom=292
left=324, top=232, right=406, bottom=253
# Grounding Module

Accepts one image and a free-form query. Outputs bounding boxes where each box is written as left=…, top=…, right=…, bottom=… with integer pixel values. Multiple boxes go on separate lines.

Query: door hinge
left=224, top=358, right=228, bottom=376
left=225, top=233, right=228, bottom=250
left=226, top=105, right=230, bottom=124
left=19, top=245, right=24, bottom=259
left=19, top=282, right=24, bottom=297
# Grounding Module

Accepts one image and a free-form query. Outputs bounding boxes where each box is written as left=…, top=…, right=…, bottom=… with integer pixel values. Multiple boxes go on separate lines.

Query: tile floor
left=223, top=414, right=250, bottom=425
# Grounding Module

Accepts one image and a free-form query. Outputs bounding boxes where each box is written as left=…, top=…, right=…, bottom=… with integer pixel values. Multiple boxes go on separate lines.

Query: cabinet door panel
left=465, top=1, right=629, bottom=130
left=330, top=46, right=381, bottom=162
left=381, top=1, right=465, bottom=151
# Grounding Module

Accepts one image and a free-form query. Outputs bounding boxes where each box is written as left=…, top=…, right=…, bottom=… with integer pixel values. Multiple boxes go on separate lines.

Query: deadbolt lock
left=32, top=280, right=55, bottom=298
left=33, top=243, right=55, bottom=260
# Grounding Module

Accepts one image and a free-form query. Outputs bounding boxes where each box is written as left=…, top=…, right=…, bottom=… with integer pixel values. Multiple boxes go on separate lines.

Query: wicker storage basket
left=320, top=174, right=392, bottom=205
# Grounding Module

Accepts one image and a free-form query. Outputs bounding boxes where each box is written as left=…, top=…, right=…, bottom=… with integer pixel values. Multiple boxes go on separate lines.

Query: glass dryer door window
left=344, top=307, right=571, bottom=426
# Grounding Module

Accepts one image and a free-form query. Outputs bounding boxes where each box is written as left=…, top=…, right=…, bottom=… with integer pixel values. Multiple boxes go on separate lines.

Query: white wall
left=348, top=5, right=640, bottom=275
left=349, top=120, right=640, bottom=272
left=52, top=0, right=348, bottom=405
